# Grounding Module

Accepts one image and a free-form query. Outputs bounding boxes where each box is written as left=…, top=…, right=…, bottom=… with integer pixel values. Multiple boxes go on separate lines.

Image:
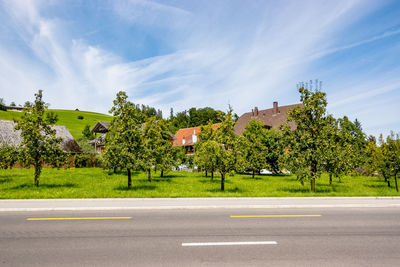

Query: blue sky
left=0, top=0, right=399, bottom=137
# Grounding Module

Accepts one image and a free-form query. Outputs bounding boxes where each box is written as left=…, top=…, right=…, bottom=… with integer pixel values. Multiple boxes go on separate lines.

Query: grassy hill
left=0, top=109, right=112, bottom=139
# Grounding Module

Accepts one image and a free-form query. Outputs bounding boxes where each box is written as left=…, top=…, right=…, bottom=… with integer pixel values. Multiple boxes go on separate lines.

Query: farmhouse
left=0, top=120, right=81, bottom=153
left=173, top=124, right=220, bottom=154
left=233, top=101, right=302, bottom=135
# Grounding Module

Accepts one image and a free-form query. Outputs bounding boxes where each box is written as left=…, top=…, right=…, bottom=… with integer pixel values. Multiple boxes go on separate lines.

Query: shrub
left=77, top=115, right=84, bottom=120
left=74, top=153, right=101, bottom=168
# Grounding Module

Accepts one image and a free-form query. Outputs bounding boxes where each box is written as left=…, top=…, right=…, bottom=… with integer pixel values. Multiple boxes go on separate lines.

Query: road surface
left=1, top=207, right=399, bottom=266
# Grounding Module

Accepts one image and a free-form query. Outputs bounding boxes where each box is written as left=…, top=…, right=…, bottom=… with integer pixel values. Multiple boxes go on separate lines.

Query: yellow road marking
left=230, top=215, right=321, bottom=218
left=27, top=217, right=132, bottom=221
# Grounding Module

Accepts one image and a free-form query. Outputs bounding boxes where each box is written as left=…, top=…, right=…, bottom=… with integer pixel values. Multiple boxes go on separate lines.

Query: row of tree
left=1, top=88, right=399, bottom=193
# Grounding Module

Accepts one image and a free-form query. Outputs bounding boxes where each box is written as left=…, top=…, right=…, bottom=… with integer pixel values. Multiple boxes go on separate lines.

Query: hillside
left=0, top=109, right=112, bottom=139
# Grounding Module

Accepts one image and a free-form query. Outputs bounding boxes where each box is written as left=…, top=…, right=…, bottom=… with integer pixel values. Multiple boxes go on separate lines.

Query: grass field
left=0, top=109, right=112, bottom=139
left=0, top=168, right=398, bottom=199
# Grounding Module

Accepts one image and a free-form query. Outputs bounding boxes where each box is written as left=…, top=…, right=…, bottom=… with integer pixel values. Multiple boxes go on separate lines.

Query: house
left=0, top=120, right=81, bottom=153
left=233, top=101, right=302, bottom=135
left=90, top=120, right=176, bottom=153
left=90, top=121, right=110, bottom=153
left=172, top=124, right=220, bottom=154
left=5, top=106, right=25, bottom=111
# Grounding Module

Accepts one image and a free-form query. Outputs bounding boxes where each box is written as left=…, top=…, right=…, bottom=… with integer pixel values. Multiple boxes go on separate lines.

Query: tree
left=103, top=91, right=143, bottom=187
left=194, top=121, right=218, bottom=179
left=214, top=109, right=238, bottom=191
left=0, top=144, right=17, bottom=169
left=195, top=140, right=220, bottom=181
left=14, top=90, right=67, bottom=186
left=82, top=124, right=94, bottom=140
left=321, top=115, right=354, bottom=185
left=0, top=98, right=6, bottom=111
left=238, top=118, right=269, bottom=178
left=338, top=116, right=367, bottom=174
left=10, top=101, right=16, bottom=107
left=141, top=117, right=174, bottom=180
left=377, top=133, right=400, bottom=192
left=281, top=86, right=328, bottom=192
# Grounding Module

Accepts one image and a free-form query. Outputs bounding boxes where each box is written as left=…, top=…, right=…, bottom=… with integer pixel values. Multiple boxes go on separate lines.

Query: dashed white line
left=182, top=241, right=277, bottom=247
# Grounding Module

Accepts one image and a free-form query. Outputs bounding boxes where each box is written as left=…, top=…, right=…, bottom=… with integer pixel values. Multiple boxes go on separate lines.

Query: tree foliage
left=0, top=144, right=17, bottom=169
left=194, top=121, right=219, bottom=180
left=142, top=117, right=174, bottom=180
left=169, top=107, right=225, bottom=133
left=14, top=90, right=67, bottom=186
left=281, top=87, right=329, bottom=192
left=213, top=109, right=239, bottom=191
left=103, top=91, right=143, bottom=187
left=238, top=119, right=269, bottom=177
left=374, top=133, right=400, bottom=191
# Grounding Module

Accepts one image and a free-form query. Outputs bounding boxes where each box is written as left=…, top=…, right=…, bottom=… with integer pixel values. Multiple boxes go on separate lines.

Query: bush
left=74, top=153, right=100, bottom=168
left=77, top=115, right=84, bottom=120
left=0, top=103, right=6, bottom=111
left=0, top=144, right=17, bottom=169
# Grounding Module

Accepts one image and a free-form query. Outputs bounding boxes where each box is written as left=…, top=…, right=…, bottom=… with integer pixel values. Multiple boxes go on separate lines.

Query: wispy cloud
left=0, top=0, right=399, bottom=137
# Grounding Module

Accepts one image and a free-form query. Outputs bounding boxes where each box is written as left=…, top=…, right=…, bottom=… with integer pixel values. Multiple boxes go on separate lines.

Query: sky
left=0, top=0, right=399, bottom=137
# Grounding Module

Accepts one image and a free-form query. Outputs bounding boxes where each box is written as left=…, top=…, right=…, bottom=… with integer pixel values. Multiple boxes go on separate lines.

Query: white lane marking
left=182, top=241, right=277, bottom=247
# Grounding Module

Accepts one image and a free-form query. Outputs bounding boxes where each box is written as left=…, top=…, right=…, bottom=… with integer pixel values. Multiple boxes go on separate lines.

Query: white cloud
left=0, top=0, right=398, bottom=137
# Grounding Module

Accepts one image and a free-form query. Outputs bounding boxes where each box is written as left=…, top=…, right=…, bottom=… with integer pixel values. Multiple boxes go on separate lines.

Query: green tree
left=321, top=116, right=354, bottom=185
left=82, top=124, right=94, bottom=140
left=194, top=121, right=218, bottom=178
left=338, top=116, right=367, bottom=174
left=141, top=117, right=174, bottom=180
left=214, top=109, right=238, bottom=191
left=14, top=90, right=67, bottom=186
left=103, top=91, right=143, bottom=187
left=195, top=139, right=220, bottom=181
left=151, top=118, right=174, bottom=177
left=238, top=118, right=269, bottom=178
left=0, top=144, right=17, bottom=169
left=377, top=133, right=400, bottom=192
left=281, top=86, right=328, bottom=192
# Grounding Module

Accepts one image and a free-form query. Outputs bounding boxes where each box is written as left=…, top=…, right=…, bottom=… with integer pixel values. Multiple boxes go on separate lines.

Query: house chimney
left=254, top=106, right=259, bottom=117
left=192, top=129, right=197, bottom=143
left=273, top=101, right=278, bottom=114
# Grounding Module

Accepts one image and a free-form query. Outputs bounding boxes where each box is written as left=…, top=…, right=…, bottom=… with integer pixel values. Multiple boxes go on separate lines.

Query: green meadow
left=0, top=109, right=112, bottom=139
left=0, top=168, right=398, bottom=199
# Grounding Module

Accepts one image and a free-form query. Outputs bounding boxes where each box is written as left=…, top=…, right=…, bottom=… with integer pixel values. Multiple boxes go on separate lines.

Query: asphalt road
left=1, top=207, right=400, bottom=266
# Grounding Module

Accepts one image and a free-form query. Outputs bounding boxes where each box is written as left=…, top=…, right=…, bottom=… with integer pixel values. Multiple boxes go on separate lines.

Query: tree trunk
left=205, top=170, right=208, bottom=177
left=148, top=168, right=152, bottom=182
left=310, top=178, right=315, bottom=192
left=221, top=173, right=225, bottom=191
left=211, top=171, right=214, bottom=181
left=34, top=163, right=41, bottom=187
left=161, top=170, right=164, bottom=177
left=113, top=167, right=116, bottom=174
left=395, top=174, right=398, bottom=192
left=387, top=180, right=391, bottom=188
left=329, top=174, right=332, bottom=186
left=252, top=170, right=255, bottom=178
left=127, top=168, right=132, bottom=188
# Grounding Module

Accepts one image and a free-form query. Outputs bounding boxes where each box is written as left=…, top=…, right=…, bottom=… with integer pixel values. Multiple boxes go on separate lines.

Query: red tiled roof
left=233, top=102, right=303, bottom=135
left=173, top=123, right=220, bottom=147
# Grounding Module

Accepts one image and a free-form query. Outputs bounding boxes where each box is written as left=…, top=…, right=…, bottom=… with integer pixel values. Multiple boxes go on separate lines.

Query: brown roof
left=234, top=102, right=303, bottom=135
left=173, top=123, right=220, bottom=147
left=91, top=121, right=110, bottom=133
